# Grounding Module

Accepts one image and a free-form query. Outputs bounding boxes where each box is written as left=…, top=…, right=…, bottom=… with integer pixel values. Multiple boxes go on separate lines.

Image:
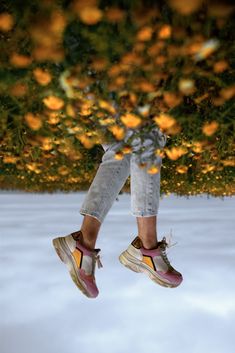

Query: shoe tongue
left=131, top=236, right=143, bottom=249
left=71, top=230, right=82, bottom=241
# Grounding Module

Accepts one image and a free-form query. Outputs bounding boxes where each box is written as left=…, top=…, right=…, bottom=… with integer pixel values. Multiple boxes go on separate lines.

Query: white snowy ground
left=0, top=192, right=235, bottom=353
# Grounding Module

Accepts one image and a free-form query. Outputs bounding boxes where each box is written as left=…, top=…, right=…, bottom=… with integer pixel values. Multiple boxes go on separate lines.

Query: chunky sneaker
left=52, top=230, right=102, bottom=298
left=119, top=236, right=183, bottom=288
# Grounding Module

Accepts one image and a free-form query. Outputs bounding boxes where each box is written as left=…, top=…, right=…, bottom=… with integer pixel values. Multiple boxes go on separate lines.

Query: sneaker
left=119, top=236, right=183, bottom=288
left=52, top=230, right=102, bottom=298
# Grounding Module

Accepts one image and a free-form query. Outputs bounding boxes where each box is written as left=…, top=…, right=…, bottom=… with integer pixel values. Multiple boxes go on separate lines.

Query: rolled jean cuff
left=131, top=211, right=158, bottom=217
left=79, top=208, right=103, bottom=224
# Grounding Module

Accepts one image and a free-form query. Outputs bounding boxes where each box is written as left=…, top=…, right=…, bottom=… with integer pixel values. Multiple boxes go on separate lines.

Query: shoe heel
left=52, top=238, right=67, bottom=264
left=119, top=252, right=141, bottom=273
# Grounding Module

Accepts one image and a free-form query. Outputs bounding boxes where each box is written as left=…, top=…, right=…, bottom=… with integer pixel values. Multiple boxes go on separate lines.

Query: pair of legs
left=52, top=135, right=184, bottom=296
left=80, top=215, right=157, bottom=250
left=77, top=140, right=164, bottom=250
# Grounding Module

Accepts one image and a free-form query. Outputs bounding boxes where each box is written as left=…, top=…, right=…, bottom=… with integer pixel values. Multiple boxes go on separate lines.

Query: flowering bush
left=0, top=0, right=234, bottom=195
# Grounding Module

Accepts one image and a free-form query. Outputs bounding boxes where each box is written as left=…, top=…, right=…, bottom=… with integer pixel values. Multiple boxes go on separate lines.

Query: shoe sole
left=52, top=237, right=96, bottom=298
left=119, top=250, right=180, bottom=288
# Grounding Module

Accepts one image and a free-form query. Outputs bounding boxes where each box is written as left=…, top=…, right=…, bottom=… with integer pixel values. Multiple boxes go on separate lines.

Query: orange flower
left=213, top=60, right=229, bottom=73
left=121, top=113, right=142, bottom=128
left=58, top=165, right=70, bottom=176
left=66, top=104, right=76, bottom=117
left=79, top=7, right=103, bottom=25
left=158, top=25, right=171, bottom=39
left=0, top=13, right=14, bottom=31
left=99, top=100, right=116, bottom=114
left=43, top=96, right=64, bottom=110
left=10, top=83, right=28, bottom=97
left=99, top=118, right=116, bottom=126
left=202, top=121, right=219, bottom=136
left=108, top=125, right=125, bottom=140
left=168, top=0, right=203, bottom=15
left=10, top=54, right=32, bottom=68
left=138, top=81, right=155, bottom=92
left=192, top=141, right=204, bottom=153
left=147, top=165, right=160, bottom=174
left=114, top=76, right=126, bottom=87
left=165, top=146, right=187, bottom=160
left=77, top=135, right=95, bottom=149
left=3, top=155, right=19, bottom=164
left=166, top=123, right=182, bottom=135
left=154, top=56, right=166, bottom=65
left=108, top=65, right=122, bottom=77
left=178, top=79, right=195, bottom=95
left=26, top=163, right=41, bottom=174
left=41, top=137, right=53, bottom=151
left=154, top=114, right=176, bottom=130
left=194, top=93, right=209, bottom=104
left=50, top=10, right=67, bottom=34
left=46, top=112, right=60, bottom=125
left=33, top=47, right=64, bottom=62
left=194, top=39, right=219, bottom=61
left=114, top=152, right=124, bottom=160
left=24, top=113, right=43, bottom=130
left=33, top=68, right=52, bottom=85
left=137, top=26, right=153, bottom=41
left=163, top=92, right=182, bottom=108
left=122, top=146, right=132, bottom=154
left=106, top=7, right=125, bottom=22
left=220, top=86, right=235, bottom=100
left=221, top=159, right=235, bottom=167
left=176, top=165, right=188, bottom=174
left=201, top=164, right=215, bottom=174
left=155, top=149, right=165, bottom=158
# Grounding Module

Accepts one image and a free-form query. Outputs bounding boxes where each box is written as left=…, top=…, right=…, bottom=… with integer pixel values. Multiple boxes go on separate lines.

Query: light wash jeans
left=79, top=129, right=167, bottom=223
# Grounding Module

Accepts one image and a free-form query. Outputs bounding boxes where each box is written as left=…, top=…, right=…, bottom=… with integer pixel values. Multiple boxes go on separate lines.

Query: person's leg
left=130, top=153, right=162, bottom=249
left=53, top=143, right=131, bottom=298
left=136, top=216, right=158, bottom=249
left=119, top=134, right=183, bottom=288
left=77, top=215, right=101, bottom=250
left=78, top=143, right=131, bottom=249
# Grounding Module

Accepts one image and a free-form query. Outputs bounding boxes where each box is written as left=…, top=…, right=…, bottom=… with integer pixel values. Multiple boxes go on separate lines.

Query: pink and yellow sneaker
left=52, top=230, right=102, bottom=298
left=119, top=236, right=183, bottom=288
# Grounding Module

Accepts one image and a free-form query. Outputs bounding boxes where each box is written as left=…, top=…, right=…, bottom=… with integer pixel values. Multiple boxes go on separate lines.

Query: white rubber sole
left=52, top=237, right=95, bottom=298
left=119, top=250, right=179, bottom=288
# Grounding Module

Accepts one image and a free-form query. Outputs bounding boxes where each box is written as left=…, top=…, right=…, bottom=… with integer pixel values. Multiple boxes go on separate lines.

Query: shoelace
left=95, top=253, right=103, bottom=269
left=159, top=229, right=177, bottom=267
left=90, top=251, right=103, bottom=276
left=165, top=228, right=178, bottom=248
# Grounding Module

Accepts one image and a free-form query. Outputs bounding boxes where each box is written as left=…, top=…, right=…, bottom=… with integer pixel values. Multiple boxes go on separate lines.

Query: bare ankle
left=139, top=236, right=158, bottom=250
left=142, top=242, right=158, bottom=250
left=79, top=229, right=97, bottom=250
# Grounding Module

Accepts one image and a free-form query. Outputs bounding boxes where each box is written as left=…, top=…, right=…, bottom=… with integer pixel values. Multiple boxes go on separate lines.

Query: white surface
left=0, top=192, right=234, bottom=353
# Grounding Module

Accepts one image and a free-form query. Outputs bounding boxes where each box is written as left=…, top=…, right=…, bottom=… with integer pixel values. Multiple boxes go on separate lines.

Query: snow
left=0, top=192, right=234, bottom=353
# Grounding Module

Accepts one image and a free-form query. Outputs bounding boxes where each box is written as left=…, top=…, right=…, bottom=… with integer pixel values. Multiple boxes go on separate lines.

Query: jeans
left=79, top=129, right=167, bottom=223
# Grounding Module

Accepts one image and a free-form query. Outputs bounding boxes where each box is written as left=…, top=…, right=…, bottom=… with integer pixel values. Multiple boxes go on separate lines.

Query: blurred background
left=1, top=1, right=234, bottom=351
left=1, top=192, right=234, bottom=353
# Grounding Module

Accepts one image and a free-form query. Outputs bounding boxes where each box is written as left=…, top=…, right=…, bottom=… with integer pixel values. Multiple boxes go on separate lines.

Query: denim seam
left=82, top=155, right=130, bottom=223
left=147, top=175, right=154, bottom=212
left=97, top=157, right=129, bottom=221
left=131, top=211, right=158, bottom=217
